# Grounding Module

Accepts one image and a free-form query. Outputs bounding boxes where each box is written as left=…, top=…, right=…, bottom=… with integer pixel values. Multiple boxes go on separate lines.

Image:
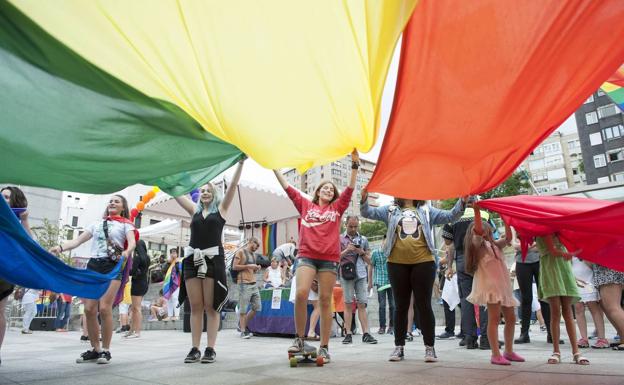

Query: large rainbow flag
left=602, top=65, right=624, bottom=111
left=262, top=223, right=277, bottom=256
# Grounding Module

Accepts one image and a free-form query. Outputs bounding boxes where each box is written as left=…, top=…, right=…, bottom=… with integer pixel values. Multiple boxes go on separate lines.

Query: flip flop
left=612, top=344, right=624, bottom=351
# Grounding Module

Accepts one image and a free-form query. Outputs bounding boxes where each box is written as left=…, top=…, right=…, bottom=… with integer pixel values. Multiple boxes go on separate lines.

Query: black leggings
left=388, top=261, right=436, bottom=346
left=515, top=261, right=551, bottom=335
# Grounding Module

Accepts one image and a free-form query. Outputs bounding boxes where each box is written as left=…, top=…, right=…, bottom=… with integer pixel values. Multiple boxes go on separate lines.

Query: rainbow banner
left=162, top=261, right=181, bottom=300
left=601, top=64, right=624, bottom=111
left=262, top=223, right=277, bottom=256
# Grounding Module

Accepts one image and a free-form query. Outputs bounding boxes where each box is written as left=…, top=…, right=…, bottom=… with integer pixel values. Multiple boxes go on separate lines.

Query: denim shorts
left=238, top=283, right=262, bottom=312
left=297, top=257, right=338, bottom=274
left=340, top=276, right=368, bottom=305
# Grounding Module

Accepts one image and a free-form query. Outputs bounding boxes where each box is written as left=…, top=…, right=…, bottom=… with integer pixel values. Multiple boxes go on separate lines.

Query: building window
left=532, top=173, right=547, bottom=182
left=593, top=154, right=607, bottom=168
left=547, top=168, right=566, bottom=180
left=149, top=219, right=160, bottom=225
left=331, top=169, right=342, bottom=176
left=589, top=132, right=603, bottom=146
left=71, top=216, right=78, bottom=227
left=529, top=159, right=544, bottom=170
left=584, top=95, right=594, bottom=104
left=572, top=168, right=578, bottom=175
left=544, top=155, right=563, bottom=167
left=543, top=142, right=561, bottom=154
left=602, top=124, right=624, bottom=141
left=607, top=148, right=624, bottom=163
left=613, top=173, right=624, bottom=182
left=585, top=111, right=598, bottom=125
left=597, top=89, right=606, bottom=96
left=567, top=140, right=580, bottom=151
left=597, top=176, right=610, bottom=184
left=548, top=182, right=568, bottom=191
left=597, top=104, right=620, bottom=119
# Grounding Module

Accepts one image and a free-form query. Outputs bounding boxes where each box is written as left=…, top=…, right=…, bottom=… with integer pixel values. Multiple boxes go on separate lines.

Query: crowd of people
left=1, top=150, right=623, bottom=368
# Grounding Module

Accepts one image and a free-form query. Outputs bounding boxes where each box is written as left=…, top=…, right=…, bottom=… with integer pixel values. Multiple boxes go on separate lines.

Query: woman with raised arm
left=174, top=158, right=245, bottom=364
left=274, top=150, right=360, bottom=364
left=49, top=194, right=137, bottom=364
left=360, top=189, right=467, bottom=363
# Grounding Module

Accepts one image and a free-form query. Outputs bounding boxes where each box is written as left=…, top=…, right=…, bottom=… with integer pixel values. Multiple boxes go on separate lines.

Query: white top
left=86, top=220, right=134, bottom=259
left=274, top=243, right=296, bottom=258
left=266, top=267, right=283, bottom=288
left=21, top=289, right=40, bottom=304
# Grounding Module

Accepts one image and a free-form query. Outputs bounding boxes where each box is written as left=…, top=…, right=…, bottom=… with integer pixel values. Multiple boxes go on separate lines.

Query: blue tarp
left=0, top=198, right=120, bottom=299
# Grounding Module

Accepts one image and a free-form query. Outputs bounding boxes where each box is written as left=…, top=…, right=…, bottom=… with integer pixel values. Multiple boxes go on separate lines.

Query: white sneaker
left=424, top=346, right=438, bottom=363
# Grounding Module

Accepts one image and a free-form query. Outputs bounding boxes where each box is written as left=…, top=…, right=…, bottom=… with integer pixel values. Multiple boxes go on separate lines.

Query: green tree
left=31, top=219, right=70, bottom=264
left=438, top=171, right=529, bottom=210
left=359, top=220, right=387, bottom=239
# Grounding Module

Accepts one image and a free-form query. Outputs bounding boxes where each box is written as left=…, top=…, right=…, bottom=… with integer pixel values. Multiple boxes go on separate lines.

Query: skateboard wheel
left=316, top=356, right=323, bottom=367
left=289, top=357, right=298, bottom=367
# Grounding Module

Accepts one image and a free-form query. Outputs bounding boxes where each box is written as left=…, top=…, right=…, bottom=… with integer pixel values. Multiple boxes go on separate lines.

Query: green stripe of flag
left=0, top=2, right=242, bottom=195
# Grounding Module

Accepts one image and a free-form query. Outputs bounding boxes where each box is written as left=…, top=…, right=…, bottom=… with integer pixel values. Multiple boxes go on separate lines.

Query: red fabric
left=106, top=215, right=139, bottom=247
left=368, top=0, right=624, bottom=200
left=478, top=196, right=624, bottom=272
left=285, top=186, right=353, bottom=262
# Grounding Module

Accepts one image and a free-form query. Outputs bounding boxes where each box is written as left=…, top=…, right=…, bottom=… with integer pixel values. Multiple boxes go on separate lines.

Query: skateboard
left=288, top=351, right=324, bottom=367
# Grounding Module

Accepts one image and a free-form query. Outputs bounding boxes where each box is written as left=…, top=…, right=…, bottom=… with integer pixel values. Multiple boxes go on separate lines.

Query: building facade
left=283, top=154, right=379, bottom=217
left=522, top=131, right=585, bottom=194
left=575, top=90, right=624, bottom=184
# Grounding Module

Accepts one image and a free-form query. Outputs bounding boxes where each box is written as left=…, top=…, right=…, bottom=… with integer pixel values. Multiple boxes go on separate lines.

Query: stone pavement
left=1, top=325, right=623, bottom=385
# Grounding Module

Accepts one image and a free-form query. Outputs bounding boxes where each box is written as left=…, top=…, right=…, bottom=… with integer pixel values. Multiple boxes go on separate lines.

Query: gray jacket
left=360, top=199, right=466, bottom=259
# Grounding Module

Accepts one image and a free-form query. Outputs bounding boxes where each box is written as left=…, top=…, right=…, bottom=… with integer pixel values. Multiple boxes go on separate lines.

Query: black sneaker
left=459, top=337, right=467, bottom=347
left=201, top=347, right=216, bottom=363
left=76, top=349, right=100, bottom=363
left=79, top=335, right=89, bottom=342
left=514, top=333, right=530, bottom=344
left=466, top=336, right=479, bottom=349
left=241, top=331, right=251, bottom=339
left=436, top=331, right=455, bottom=340
left=97, top=350, right=111, bottom=364
left=342, top=334, right=353, bottom=344
left=184, top=347, right=201, bottom=363
left=479, top=337, right=504, bottom=350
left=362, top=333, right=378, bottom=344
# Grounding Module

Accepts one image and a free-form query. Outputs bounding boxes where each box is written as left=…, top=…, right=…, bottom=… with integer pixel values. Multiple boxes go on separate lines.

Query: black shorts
left=131, top=276, right=149, bottom=297
left=87, top=258, right=122, bottom=280
left=183, top=255, right=223, bottom=279
left=0, top=279, right=14, bottom=301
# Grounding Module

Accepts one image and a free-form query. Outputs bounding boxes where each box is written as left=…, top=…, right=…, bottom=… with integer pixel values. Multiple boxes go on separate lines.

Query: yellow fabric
left=122, top=282, right=132, bottom=304
left=13, top=0, right=417, bottom=171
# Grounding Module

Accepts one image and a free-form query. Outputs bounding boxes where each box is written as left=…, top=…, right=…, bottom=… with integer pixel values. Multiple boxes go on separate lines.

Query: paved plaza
left=0, top=324, right=623, bottom=385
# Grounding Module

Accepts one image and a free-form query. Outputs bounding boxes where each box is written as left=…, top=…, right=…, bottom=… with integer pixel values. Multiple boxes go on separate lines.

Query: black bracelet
left=351, top=161, right=360, bottom=169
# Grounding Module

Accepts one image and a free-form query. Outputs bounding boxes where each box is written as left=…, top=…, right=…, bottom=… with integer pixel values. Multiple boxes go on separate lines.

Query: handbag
left=340, top=261, right=357, bottom=280
left=103, top=220, right=124, bottom=261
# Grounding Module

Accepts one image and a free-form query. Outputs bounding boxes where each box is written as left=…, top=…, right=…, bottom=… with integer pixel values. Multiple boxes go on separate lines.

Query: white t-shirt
left=21, top=289, right=40, bottom=304
left=273, top=243, right=296, bottom=260
left=86, top=220, right=134, bottom=259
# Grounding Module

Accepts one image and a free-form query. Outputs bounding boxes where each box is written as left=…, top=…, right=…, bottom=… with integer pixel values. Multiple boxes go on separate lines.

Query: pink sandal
left=503, top=351, right=525, bottom=362
left=577, top=337, right=589, bottom=348
left=491, top=355, right=511, bottom=365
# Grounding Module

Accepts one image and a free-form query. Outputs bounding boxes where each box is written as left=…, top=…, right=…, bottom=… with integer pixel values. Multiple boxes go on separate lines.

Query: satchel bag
left=103, top=220, right=124, bottom=261
left=340, top=261, right=357, bottom=280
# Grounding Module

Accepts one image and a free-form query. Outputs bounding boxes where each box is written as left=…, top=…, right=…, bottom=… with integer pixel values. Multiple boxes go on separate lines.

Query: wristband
left=351, top=161, right=359, bottom=169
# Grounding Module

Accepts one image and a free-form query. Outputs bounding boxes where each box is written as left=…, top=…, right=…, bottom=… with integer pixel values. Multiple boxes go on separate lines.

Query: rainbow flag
left=162, top=261, right=180, bottom=300
left=262, top=223, right=277, bottom=256
left=601, top=65, right=624, bottom=111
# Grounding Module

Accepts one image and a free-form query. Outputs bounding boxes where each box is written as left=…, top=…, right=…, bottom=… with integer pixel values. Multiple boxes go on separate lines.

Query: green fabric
left=536, top=238, right=580, bottom=302
left=0, top=2, right=242, bottom=195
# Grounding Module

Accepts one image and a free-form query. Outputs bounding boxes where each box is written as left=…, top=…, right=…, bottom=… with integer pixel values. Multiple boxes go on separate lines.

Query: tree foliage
left=438, top=171, right=530, bottom=209
left=31, top=219, right=70, bottom=264
left=359, top=220, right=387, bottom=239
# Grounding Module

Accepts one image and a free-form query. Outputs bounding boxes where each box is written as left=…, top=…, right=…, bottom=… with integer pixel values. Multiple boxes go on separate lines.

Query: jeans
left=515, top=261, right=551, bottom=336
left=22, top=302, right=36, bottom=331
left=388, top=261, right=436, bottom=346
left=54, top=299, right=71, bottom=329
left=377, top=286, right=395, bottom=328
left=443, top=300, right=456, bottom=334
left=457, top=270, right=488, bottom=339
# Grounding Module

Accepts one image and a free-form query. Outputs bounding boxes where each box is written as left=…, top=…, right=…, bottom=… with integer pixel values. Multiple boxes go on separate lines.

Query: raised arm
left=19, top=210, right=34, bottom=238
left=359, top=187, right=390, bottom=223
left=220, top=158, right=245, bottom=214
left=348, top=149, right=360, bottom=189
left=273, top=169, right=290, bottom=190
left=50, top=230, right=93, bottom=255
left=174, top=195, right=195, bottom=217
